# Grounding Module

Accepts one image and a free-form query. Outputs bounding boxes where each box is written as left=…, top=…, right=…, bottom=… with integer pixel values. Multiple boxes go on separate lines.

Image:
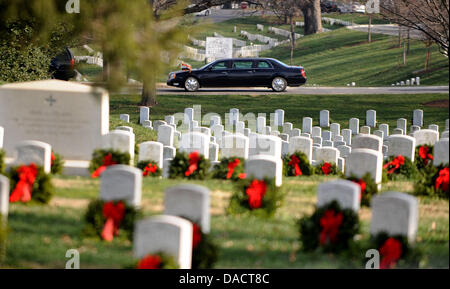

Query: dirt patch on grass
left=50, top=197, right=89, bottom=209
left=52, top=178, right=97, bottom=189
left=423, top=99, right=449, bottom=108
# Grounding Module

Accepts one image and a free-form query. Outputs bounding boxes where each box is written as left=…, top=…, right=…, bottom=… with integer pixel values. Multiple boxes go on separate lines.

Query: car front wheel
left=271, top=77, right=287, bottom=92
left=184, top=77, right=199, bottom=92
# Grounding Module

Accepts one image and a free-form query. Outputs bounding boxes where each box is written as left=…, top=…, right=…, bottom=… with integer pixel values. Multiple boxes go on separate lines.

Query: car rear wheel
left=271, top=77, right=287, bottom=92
left=184, top=77, right=199, bottom=92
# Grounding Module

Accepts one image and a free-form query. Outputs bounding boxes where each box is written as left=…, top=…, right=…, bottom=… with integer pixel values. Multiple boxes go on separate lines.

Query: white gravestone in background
left=164, top=184, right=210, bottom=233
left=206, top=37, right=233, bottom=61
left=100, top=165, right=142, bottom=207
left=133, top=215, right=193, bottom=269
left=433, top=138, right=449, bottom=166
left=15, top=140, right=52, bottom=174
left=139, top=141, right=164, bottom=168
left=0, top=80, right=109, bottom=161
left=0, top=175, right=9, bottom=219
left=317, top=180, right=361, bottom=212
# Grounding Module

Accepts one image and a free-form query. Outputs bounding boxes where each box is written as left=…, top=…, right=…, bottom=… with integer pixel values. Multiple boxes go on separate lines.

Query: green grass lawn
left=71, top=16, right=449, bottom=87
left=110, top=92, right=449, bottom=144
left=2, top=175, right=448, bottom=269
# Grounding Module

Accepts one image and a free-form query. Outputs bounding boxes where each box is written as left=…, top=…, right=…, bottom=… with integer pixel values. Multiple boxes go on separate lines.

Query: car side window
left=211, top=61, right=228, bottom=70
left=232, top=61, right=253, bottom=69
left=257, top=61, right=272, bottom=69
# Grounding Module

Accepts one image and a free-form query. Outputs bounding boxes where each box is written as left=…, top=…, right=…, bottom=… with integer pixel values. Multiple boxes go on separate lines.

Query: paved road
left=148, top=85, right=449, bottom=95
left=347, top=24, right=424, bottom=39
left=200, top=8, right=268, bottom=23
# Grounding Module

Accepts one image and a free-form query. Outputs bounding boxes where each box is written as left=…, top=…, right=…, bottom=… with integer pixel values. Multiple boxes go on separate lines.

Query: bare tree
left=380, top=0, right=449, bottom=57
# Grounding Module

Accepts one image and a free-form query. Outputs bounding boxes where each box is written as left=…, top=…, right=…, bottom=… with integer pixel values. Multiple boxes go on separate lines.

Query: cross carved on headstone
left=45, top=95, right=56, bottom=106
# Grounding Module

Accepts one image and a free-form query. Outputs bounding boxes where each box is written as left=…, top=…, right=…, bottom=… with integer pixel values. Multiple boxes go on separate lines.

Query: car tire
left=184, top=77, right=200, bottom=92
left=271, top=77, right=287, bottom=92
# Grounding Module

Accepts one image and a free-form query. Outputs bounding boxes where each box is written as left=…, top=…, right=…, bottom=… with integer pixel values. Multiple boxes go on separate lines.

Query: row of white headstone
left=392, top=77, right=421, bottom=86
left=114, top=106, right=449, bottom=187
left=0, top=163, right=420, bottom=268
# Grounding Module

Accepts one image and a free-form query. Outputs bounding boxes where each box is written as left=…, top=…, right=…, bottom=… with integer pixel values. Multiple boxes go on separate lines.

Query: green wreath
left=212, top=157, right=245, bottom=181
left=344, top=173, right=378, bottom=207
left=178, top=216, right=219, bottom=269
left=0, top=149, right=5, bottom=175
left=369, top=232, right=422, bottom=269
left=137, top=160, right=162, bottom=177
left=168, top=151, right=211, bottom=180
left=8, top=164, right=53, bottom=204
left=415, top=145, right=434, bottom=171
left=51, top=151, right=65, bottom=175
left=283, top=151, right=314, bottom=177
left=82, top=199, right=140, bottom=241
left=413, top=164, right=449, bottom=199
left=383, top=155, right=418, bottom=180
left=315, top=161, right=340, bottom=176
left=133, top=252, right=179, bottom=269
left=89, top=149, right=131, bottom=177
left=298, top=200, right=359, bottom=253
left=227, top=177, right=284, bottom=218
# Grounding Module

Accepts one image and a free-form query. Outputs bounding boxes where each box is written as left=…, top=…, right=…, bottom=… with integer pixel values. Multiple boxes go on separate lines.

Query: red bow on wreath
left=9, top=163, right=38, bottom=203
left=321, top=162, right=332, bottom=175
left=435, top=167, right=449, bottom=192
left=227, top=158, right=241, bottom=179
left=101, top=201, right=126, bottom=242
left=185, top=151, right=201, bottom=177
left=383, top=155, right=405, bottom=174
left=289, top=155, right=303, bottom=176
left=319, top=209, right=343, bottom=245
left=379, top=237, right=402, bottom=269
left=352, top=179, right=366, bottom=201
left=51, top=152, right=55, bottom=167
left=91, top=153, right=117, bottom=178
left=245, top=179, right=267, bottom=209
left=137, top=255, right=162, bottom=269
left=143, top=163, right=158, bottom=176
left=192, top=223, right=202, bottom=249
left=418, top=146, right=433, bottom=165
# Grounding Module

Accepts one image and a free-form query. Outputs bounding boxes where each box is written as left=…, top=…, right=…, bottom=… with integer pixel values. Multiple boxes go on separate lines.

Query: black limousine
left=167, top=58, right=307, bottom=92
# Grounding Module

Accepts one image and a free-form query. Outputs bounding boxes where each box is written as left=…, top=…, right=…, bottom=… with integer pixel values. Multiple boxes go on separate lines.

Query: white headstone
left=302, top=117, right=313, bottom=134
left=317, top=180, right=361, bottom=212
left=100, top=165, right=142, bottom=207
left=385, top=135, right=416, bottom=160
left=14, top=140, right=52, bottom=173
left=249, top=135, right=282, bottom=159
left=0, top=80, right=109, bottom=161
left=245, top=155, right=283, bottom=187
left=379, top=124, right=389, bottom=138
left=315, top=147, right=340, bottom=164
left=179, top=132, right=210, bottom=159
left=163, top=146, right=176, bottom=160
left=337, top=145, right=351, bottom=158
left=221, top=134, right=249, bottom=159
left=274, top=109, right=285, bottom=127
left=206, top=37, right=233, bottom=61
left=311, top=126, right=322, bottom=138
left=352, top=135, right=382, bottom=152
left=412, top=129, right=439, bottom=146
left=330, top=123, right=340, bottom=138
left=158, top=125, right=175, bottom=147
left=139, top=141, right=163, bottom=168
left=370, top=192, right=418, bottom=244
left=413, top=109, right=423, bottom=127
left=349, top=118, right=359, bottom=135
left=397, top=118, right=407, bottom=134
left=133, top=215, right=193, bottom=269
left=360, top=126, right=371, bottom=135
left=0, top=126, right=3, bottom=149
left=320, top=110, right=330, bottom=127
left=209, top=142, right=219, bottom=162
left=342, top=129, right=352, bottom=146
left=366, top=110, right=376, bottom=127
left=433, top=138, right=449, bottom=166
left=120, top=114, right=130, bottom=123
left=102, top=130, right=135, bottom=162
left=116, top=126, right=133, bottom=133
left=164, top=184, right=210, bottom=233
left=289, top=136, right=313, bottom=163
left=345, top=148, right=383, bottom=184
left=0, top=175, right=9, bottom=218
left=139, top=107, right=149, bottom=124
